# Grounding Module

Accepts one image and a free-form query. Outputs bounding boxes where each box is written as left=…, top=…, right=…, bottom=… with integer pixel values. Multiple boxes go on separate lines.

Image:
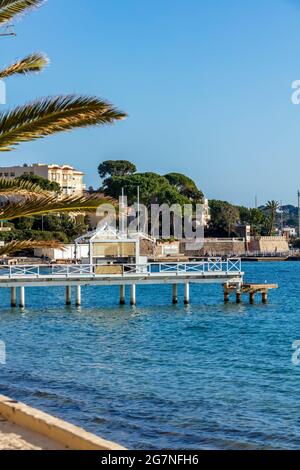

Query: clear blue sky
left=1, top=0, right=300, bottom=206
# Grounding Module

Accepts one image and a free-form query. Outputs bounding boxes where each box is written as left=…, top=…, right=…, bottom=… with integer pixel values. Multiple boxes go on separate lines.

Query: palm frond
left=0, top=0, right=43, bottom=25
left=0, top=177, right=49, bottom=196
left=0, top=95, right=127, bottom=151
left=0, top=194, right=115, bottom=221
left=0, top=52, right=49, bottom=79
left=0, top=239, right=64, bottom=256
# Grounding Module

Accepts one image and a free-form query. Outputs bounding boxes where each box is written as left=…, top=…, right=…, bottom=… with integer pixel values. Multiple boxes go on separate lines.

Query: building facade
left=0, top=163, right=85, bottom=196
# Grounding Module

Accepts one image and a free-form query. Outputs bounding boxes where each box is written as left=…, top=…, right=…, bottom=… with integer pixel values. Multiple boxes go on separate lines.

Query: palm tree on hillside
left=266, top=200, right=280, bottom=236
left=0, top=0, right=126, bottom=255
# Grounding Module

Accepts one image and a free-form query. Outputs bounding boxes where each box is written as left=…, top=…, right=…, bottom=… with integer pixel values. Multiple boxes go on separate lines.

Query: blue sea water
left=0, top=262, right=299, bottom=450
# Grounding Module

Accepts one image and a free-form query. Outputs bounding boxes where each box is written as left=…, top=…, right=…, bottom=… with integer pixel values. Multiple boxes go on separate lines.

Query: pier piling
left=76, top=286, right=81, bottom=307
left=184, top=283, right=190, bottom=305
left=19, top=286, right=25, bottom=309
left=172, top=285, right=178, bottom=304
left=262, top=292, right=268, bottom=304
left=120, top=285, right=126, bottom=305
left=130, top=284, right=136, bottom=306
left=224, top=283, right=278, bottom=304
left=10, top=287, right=16, bottom=308
left=66, top=286, right=72, bottom=306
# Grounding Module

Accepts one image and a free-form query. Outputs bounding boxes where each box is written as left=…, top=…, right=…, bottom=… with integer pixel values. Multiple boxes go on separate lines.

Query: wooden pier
left=0, top=258, right=244, bottom=308
left=0, top=258, right=278, bottom=308
left=224, top=283, right=278, bottom=304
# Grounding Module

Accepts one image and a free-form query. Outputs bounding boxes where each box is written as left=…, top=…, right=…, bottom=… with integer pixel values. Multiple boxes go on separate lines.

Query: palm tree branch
left=0, top=177, right=49, bottom=195
left=0, top=52, right=49, bottom=79
left=0, top=95, right=127, bottom=151
left=0, top=194, right=115, bottom=221
left=0, top=239, right=64, bottom=256
left=0, top=0, right=43, bottom=25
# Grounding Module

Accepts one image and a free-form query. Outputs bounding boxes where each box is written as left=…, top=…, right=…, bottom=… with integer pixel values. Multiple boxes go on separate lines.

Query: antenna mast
left=298, top=191, right=300, bottom=238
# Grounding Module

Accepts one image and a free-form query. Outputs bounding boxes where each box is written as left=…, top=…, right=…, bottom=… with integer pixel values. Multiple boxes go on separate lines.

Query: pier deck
left=224, top=283, right=279, bottom=304
left=0, top=258, right=244, bottom=307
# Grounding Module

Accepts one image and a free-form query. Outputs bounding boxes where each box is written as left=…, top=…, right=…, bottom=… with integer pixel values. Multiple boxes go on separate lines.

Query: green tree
left=98, top=160, right=137, bottom=179
left=208, top=200, right=240, bottom=237
left=60, top=214, right=88, bottom=240
left=103, top=173, right=190, bottom=207
left=13, top=217, right=34, bottom=231
left=164, top=173, right=204, bottom=204
left=16, top=174, right=61, bottom=193
left=265, top=200, right=280, bottom=236
left=239, top=206, right=267, bottom=236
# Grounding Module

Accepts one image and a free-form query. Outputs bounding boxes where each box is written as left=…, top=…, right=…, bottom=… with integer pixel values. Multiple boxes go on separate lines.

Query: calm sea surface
left=0, top=262, right=299, bottom=450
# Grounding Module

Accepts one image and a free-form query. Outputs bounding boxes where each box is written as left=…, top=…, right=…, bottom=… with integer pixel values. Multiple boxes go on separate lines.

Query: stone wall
left=140, top=239, right=157, bottom=257
left=248, top=237, right=289, bottom=253
left=154, top=236, right=290, bottom=258
left=180, top=239, right=246, bottom=257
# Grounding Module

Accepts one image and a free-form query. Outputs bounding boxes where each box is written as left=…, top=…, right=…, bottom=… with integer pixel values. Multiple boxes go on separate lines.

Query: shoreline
left=0, top=396, right=126, bottom=451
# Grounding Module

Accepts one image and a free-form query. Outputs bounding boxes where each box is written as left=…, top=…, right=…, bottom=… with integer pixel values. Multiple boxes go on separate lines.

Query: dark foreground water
left=0, top=262, right=299, bottom=450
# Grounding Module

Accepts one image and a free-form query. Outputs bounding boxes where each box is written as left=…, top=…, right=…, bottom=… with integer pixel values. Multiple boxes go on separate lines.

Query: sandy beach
left=0, top=416, right=67, bottom=451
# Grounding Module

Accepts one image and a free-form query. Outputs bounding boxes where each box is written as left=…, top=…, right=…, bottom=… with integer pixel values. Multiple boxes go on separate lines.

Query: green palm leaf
left=0, top=239, right=64, bottom=256
left=0, top=194, right=115, bottom=221
left=0, top=95, right=127, bottom=151
left=0, top=177, right=49, bottom=195
left=0, top=52, right=49, bottom=79
left=0, top=0, right=43, bottom=25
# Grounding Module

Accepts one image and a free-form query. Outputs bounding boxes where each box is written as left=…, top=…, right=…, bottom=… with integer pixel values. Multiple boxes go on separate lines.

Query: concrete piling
left=120, top=285, right=126, bottom=305
left=130, top=284, right=136, bottom=306
left=76, top=286, right=81, bottom=307
left=66, top=286, right=72, bottom=306
left=10, top=287, right=16, bottom=308
left=19, top=286, right=25, bottom=309
left=172, top=285, right=178, bottom=304
left=184, top=283, right=190, bottom=305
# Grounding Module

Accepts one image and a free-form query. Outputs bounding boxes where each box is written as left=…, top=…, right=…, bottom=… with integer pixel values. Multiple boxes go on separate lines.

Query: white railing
left=242, top=251, right=290, bottom=257
left=123, top=258, right=241, bottom=275
left=0, top=258, right=242, bottom=279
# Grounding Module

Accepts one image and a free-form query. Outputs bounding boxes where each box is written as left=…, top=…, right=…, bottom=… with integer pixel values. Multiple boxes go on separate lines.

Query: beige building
left=0, top=163, right=85, bottom=196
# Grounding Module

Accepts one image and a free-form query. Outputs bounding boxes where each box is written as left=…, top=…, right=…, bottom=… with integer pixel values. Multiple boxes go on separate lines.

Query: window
left=10, top=173, right=15, bottom=177
left=4, top=173, right=9, bottom=177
